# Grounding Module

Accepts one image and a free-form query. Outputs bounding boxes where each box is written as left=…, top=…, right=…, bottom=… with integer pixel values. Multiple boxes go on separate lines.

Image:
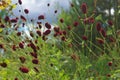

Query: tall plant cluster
left=0, top=0, right=120, bottom=80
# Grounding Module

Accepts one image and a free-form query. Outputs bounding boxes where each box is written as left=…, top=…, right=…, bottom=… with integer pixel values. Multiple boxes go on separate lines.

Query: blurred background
left=12, top=0, right=71, bottom=23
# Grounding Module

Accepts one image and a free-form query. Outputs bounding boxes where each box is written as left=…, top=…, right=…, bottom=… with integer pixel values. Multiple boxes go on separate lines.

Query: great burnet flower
left=81, top=3, right=87, bottom=14
left=0, top=0, right=11, bottom=10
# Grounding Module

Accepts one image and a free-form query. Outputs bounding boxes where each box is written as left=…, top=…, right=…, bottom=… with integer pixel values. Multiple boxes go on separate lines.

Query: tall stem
left=114, top=0, right=118, bottom=30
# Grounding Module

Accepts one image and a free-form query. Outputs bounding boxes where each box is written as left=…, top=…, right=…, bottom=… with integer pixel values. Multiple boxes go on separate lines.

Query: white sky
left=12, top=0, right=71, bottom=23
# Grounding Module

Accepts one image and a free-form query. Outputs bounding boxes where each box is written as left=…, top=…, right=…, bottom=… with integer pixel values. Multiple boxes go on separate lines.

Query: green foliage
left=0, top=0, right=120, bottom=80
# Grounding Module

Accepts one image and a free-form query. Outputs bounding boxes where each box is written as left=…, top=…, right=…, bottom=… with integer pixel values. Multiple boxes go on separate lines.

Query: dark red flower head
left=62, top=30, right=67, bottom=35
left=54, top=27, right=60, bottom=32
left=47, top=3, right=50, bottom=6
left=43, top=30, right=51, bottom=35
left=54, top=10, right=57, bottom=14
left=70, top=3, right=74, bottom=7
left=18, top=0, right=22, bottom=5
left=107, top=20, right=113, bottom=26
left=38, top=15, right=45, bottom=20
left=30, top=42, right=37, bottom=52
left=36, top=30, right=41, bottom=36
left=4, top=16, right=10, bottom=22
left=100, top=29, right=106, bottom=37
left=19, top=66, right=29, bottom=73
left=82, top=35, right=88, bottom=41
left=20, top=15, right=26, bottom=22
left=45, top=22, right=51, bottom=29
left=32, top=58, right=39, bottom=64
left=0, top=44, right=4, bottom=49
left=14, top=78, right=18, bottom=80
left=96, top=38, right=104, bottom=44
left=108, top=61, right=112, bottom=66
left=12, top=45, right=17, bottom=51
left=24, top=9, right=29, bottom=14
left=19, top=56, right=26, bottom=63
left=19, top=42, right=24, bottom=49
left=61, top=36, right=66, bottom=41
left=60, top=18, right=64, bottom=23
left=81, top=3, right=87, bottom=14
left=0, top=62, right=7, bottom=68
left=10, top=18, right=17, bottom=23
left=73, top=21, right=79, bottom=27
left=30, top=52, right=37, bottom=58
left=17, top=32, right=21, bottom=36
left=0, top=24, right=5, bottom=28
left=96, top=22, right=102, bottom=32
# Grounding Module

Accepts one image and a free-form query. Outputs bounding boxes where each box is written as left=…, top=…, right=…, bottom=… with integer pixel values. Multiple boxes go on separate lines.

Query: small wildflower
left=45, top=22, right=51, bottom=29
left=96, top=22, right=102, bottom=32
left=100, top=29, right=106, bottom=37
left=30, top=32, right=34, bottom=37
left=0, top=24, right=5, bottom=28
left=20, top=15, right=26, bottom=21
left=12, top=45, right=17, bottom=51
left=4, top=16, right=10, bottom=22
left=82, top=35, right=88, bottom=41
left=43, top=29, right=51, bottom=35
left=54, top=27, right=60, bottom=32
left=96, top=38, right=104, bottom=44
left=42, top=36, right=48, bottom=41
left=30, top=52, right=37, bottom=58
left=38, top=15, right=45, bottom=20
left=19, top=56, right=26, bottom=63
left=109, top=37, right=115, bottom=42
left=107, top=20, right=113, bottom=26
left=60, top=18, right=64, bottom=23
left=18, top=0, right=22, bottom=5
left=70, top=3, right=74, bottom=7
left=50, top=63, right=53, bottom=67
left=73, top=21, right=79, bottom=27
left=19, top=42, right=24, bottom=49
left=24, top=9, right=29, bottom=14
left=62, top=30, right=67, bottom=35
left=32, top=58, right=39, bottom=64
left=17, top=32, right=21, bottom=36
left=14, top=78, right=18, bottom=80
left=107, top=74, right=111, bottom=77
left=36, top=30, right=41, bottom=36
left=10, top=18, right=17, bottom=23
left=54, top=10, right=57, bottom=13
left=67, top=26, right=71, bottom=30
left=0, top=44, right=4, bottom=49
left=61, top=36, right=66, bottom=41
left=108, top=61, right=112, bottom=66
left=30, top=42, right=37, bottom=52
left=19, top=66, right=29, bottom=73
left=81, top=3, right=87, bottom=14
left=47, top=3, right=50, bottom=6
left=0, top=62, right=7, bottom=68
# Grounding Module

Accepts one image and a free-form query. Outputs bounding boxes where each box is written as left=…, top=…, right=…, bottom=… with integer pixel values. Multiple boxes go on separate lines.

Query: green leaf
left=0, top=28, right=3, bottom=32
left=95, top=14, right=102, bottom=21
left=107, top=29, right=113, bottom=35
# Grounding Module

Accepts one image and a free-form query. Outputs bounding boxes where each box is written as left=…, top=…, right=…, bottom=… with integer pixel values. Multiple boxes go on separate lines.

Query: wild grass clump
left=0, top=0, right=120, bottom=80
